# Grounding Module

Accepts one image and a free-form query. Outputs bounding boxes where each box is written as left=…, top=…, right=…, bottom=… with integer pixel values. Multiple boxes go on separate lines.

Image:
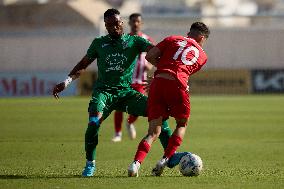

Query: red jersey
left=130, top=32, right=154, bottom=85
left=155, top=35, right=207, bottom=89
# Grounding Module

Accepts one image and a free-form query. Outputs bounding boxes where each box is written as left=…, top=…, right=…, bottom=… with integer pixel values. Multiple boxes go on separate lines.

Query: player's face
left=129, top=16, right=142, bottom=34
left=104, top=15, right=124, bottom=38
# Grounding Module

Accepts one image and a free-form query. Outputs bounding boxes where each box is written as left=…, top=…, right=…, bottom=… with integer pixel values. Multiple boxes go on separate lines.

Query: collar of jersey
left=129, top=31, right=142, bottom=36
left=106, top=34, right=127, bottom=42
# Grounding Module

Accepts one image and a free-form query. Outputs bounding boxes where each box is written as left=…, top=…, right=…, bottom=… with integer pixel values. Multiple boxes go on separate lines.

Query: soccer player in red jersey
left=128, top=22, right=210, bottom=177
left=112, top=13, right=154, bottom=142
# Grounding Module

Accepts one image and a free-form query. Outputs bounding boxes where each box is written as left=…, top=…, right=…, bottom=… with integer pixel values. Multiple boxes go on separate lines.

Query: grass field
left=0, top=95, right=283, bottom=189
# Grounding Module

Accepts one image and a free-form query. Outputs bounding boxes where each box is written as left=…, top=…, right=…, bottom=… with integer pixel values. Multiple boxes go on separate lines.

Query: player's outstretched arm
left=52, top=55, right=94, bottom=99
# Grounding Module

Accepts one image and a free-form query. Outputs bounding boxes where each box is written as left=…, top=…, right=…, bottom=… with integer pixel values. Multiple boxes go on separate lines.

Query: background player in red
left=128, top=22, right=210, bottom=177
left=112, top=13, right=154, bottom=142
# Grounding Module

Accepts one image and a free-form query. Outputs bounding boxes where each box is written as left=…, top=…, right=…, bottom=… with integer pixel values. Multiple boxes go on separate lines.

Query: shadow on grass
left=0, top=174, right=182, bottom=179
left=0, top=174, right=131, bottom=179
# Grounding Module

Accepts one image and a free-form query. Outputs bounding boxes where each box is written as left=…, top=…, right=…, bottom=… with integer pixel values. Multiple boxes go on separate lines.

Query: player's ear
left=196, top=35, right=204, bottom=43
left=198, top=36, right=207, bottom=46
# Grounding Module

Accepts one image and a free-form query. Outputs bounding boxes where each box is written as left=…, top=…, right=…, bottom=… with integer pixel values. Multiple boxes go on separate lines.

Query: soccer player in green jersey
left=52, top=8, right=182, bottom=177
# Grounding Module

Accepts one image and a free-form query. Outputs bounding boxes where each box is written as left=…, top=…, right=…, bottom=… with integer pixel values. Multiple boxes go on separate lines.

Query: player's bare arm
left=145, top=61, right=153, bottom=71
left=68, top=55, right=94, bottom=77
left=145, top=46, right=161, bottom=66
left=52, top=55, right=95, bottom=99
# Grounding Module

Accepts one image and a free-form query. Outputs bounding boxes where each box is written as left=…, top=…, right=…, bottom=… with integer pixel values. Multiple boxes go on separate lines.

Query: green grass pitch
left=0, top=95, right=283, bottom=189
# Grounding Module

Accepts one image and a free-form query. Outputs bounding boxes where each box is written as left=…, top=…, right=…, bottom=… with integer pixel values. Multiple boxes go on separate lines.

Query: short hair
left=129, top=13, right=142, bottom=20
left=188, top=22, right=210, bottom=39
left=104, top=8, right=120, bottom=19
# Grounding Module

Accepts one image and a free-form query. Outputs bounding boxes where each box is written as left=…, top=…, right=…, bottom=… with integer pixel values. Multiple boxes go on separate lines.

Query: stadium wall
left=0, top=32, right=97, bottom=72
left=1, top=28, right=284, bottom=72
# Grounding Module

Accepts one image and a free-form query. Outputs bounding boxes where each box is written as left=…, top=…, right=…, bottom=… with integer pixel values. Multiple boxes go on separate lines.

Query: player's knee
left=149, top=130, right=161, bottom=141
left=144, top=131, right=160, bottom=142
left=176, top=118, right=188, bottom=127
left=88, top=116, right=101, bottom=127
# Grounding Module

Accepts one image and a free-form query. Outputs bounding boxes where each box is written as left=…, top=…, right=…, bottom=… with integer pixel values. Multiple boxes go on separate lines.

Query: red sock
left=128, top=115, right=138, bottom=124
left=114, top=111, right=123, bottom=133
left=164, top=135, right=182, bottom=158
left=134, top=140, right=151, bottom=163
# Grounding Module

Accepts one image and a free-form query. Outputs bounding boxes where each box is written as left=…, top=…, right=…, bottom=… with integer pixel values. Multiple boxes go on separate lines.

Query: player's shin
left=159, top=120, right=172, bottom=150
left=164, top=121, right=187, bottom=158
left=134, top=139, right=151, bottom=163
left=164, top=134, right=183, bottom=159
left=85, top=117, right=101, bottom=161
left=114, top=111, right=123, bottom=133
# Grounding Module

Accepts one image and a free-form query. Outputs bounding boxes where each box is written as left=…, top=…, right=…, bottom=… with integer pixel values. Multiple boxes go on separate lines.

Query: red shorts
left=131, top=83, right=146, bottom=95
left=147, top=77, right=190, bottom=121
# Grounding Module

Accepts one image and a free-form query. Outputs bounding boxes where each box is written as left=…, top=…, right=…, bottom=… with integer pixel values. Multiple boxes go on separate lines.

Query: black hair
left=129, top=13, right=142, bottom=20
left=104, top=8, right=120, bottom=19
left=188, top=22, right=210, bottom=39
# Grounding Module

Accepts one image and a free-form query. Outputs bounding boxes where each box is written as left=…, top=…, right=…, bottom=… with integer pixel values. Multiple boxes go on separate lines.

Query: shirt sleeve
left=135, top=36, right=153, bottom=52
left=86, top=39, right=98, bottom=60
left=156, top=36, right=171, bottom=52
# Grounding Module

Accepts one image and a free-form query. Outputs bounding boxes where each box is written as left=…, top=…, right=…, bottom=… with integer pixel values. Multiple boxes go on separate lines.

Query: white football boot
left=152, top=157, right=169, bottom=176
left=111, top=132, right=122, bottom=142
left=128, top=161, right=140, bottom=177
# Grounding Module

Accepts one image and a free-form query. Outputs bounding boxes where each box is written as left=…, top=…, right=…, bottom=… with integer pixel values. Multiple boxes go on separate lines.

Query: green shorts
left=88, top=86, right=147, bottom=120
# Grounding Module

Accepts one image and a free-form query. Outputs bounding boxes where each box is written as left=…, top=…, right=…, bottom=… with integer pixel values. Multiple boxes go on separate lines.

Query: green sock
left=159, top=120, right=172, bottom=150
left=85, top=124, right=100, bottom=161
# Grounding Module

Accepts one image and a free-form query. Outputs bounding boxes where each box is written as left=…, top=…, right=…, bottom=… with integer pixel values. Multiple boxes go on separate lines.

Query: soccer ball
left=179, top=153, right=203, bottom=176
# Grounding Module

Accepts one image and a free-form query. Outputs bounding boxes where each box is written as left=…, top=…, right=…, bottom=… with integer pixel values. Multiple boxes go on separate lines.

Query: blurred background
left=0, top=0, right=284, bottom=96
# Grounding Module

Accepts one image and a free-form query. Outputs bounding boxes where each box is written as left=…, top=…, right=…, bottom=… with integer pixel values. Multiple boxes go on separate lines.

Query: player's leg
left=159, top=120, right=172, bottom=150
left=127, top=115, right=138, bottom=125
left=164, top=119, right=188, bottom=158
left=163, top=84, right=190, bottom=160
left=128, top=117, right=163, bottom=177
left=83, top=111, right=103, bottom=177
left=83, top=90, right=113, bottom=176
left=154, top=81, right=191, bottom=175
left=112, top=111, right=123, bottom=142
left=126, top=115, right=138, bottom=139
left=126, top=82, right=170, bottom=176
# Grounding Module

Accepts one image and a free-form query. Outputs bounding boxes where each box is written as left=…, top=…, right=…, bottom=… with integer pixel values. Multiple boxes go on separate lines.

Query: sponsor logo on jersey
left=105, top=53, right=128, bottom=72
left=122, top=40, right=129, bottom=49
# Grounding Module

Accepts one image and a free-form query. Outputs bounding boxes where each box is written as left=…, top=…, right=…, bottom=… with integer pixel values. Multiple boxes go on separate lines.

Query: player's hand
left=53, top=82, right=65, bottom=99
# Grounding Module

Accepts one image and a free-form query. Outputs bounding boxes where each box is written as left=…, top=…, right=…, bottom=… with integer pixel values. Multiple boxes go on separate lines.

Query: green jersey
left=86, top=34, right=152, bottom=89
